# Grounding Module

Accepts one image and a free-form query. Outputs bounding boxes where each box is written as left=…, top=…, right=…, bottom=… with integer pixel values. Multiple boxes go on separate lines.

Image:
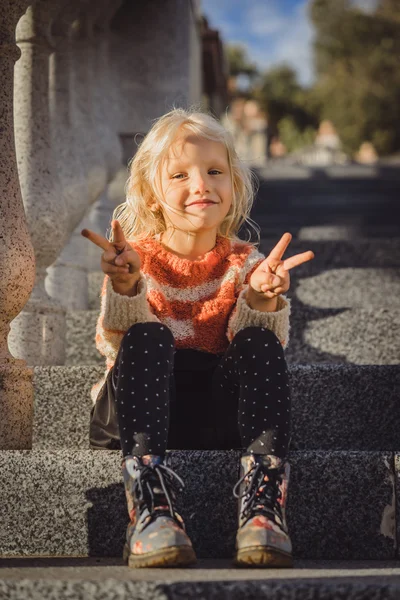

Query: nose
left=190, top=171, right=210, bottom=195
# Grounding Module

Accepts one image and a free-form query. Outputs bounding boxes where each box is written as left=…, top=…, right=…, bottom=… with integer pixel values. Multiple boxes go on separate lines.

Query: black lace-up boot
left=233, top=453, right=293, bottom=567
left=121, top=454, right=196, bottom=568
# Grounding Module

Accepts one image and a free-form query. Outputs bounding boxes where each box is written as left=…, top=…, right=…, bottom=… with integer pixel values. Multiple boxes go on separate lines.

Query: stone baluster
left=0, top=0, right=36, bottom=449
left=49, top=2, right=89, bottom=229
left=87, top=0, right=125, bottom=271
left=93, top=0, right=123, bottom=182
left=8, top=0, right=70, bottom=366
left=45, top=0, right=92, bottom=310
left=46, top=2, right=108, bottom=308
left=70, top=5, right=107, bottom=205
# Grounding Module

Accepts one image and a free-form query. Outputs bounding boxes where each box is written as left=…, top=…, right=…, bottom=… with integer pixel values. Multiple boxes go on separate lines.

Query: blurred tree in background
left=226, top=44, right=259, bottom=95
left=224, top=0, right=400, bottom=157
left=253, top=65, right=319, bottom=152
left=308, top=0, right=400, bottom=155
left=226, top=43, right=258, bottom=78
left=277, top=116, right=317, bottom=153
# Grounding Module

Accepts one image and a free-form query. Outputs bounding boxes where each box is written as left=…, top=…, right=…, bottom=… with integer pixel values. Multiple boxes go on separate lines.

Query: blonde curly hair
left=110, top=106, right=260, bottom=246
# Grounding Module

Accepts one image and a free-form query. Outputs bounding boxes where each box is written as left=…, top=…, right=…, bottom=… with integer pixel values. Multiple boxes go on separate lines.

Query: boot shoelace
left=135, top=463, right=185, bottom=524
left=233, top=463, right=285, bottom=531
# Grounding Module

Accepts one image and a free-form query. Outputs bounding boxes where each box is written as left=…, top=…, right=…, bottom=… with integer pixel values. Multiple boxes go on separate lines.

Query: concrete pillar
left=0, top=0, right=36, bottom=449
left=87, top=0, right=124, bottom=272
left=9, top=0, right=69, bottom=365
left=48, top=1, right=89, bottom=229
left=45, top=0, right=92, bottom=310
left=46, top=0, right=109, bottom=309
left=110, top=0, right=202, bottom=134
left=70, top=5, right=107, bottom=205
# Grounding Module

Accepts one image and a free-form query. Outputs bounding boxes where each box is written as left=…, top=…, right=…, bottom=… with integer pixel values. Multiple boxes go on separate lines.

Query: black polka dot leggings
left=112, top=322, right=291, bottom=459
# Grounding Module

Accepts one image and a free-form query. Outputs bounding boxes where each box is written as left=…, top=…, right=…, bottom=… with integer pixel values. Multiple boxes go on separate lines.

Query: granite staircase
left=1, top=164, right=400, bottom=599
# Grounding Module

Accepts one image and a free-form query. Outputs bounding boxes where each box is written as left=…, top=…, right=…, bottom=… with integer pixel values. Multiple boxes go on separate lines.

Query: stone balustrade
left=0, top=0, right=37, bottom=449
left=87, top=0, right=125, bottom=272
left=45, top=0, right=93, bottom=310
left=0, top=0, right=202, bottom=448
left=8, top=0, right=69, bottom=366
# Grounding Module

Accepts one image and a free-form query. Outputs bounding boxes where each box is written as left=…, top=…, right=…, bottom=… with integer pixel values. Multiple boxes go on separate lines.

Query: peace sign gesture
left=250, top=233, right=314, bottom=299
left=81, top=220, right=141, bottom=286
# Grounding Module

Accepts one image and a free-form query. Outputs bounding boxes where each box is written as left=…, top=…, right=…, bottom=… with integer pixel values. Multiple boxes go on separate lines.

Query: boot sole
left=123, top=542, right=197, bottom=568
left=235, top=546, right=293, bottom=568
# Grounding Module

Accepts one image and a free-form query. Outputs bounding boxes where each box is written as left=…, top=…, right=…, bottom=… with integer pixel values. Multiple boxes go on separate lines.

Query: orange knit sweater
left=91, top=235, right=290, bottom=403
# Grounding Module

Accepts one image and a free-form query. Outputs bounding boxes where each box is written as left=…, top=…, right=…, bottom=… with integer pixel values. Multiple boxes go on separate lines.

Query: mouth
left=188, top=199, right=217, bottom=207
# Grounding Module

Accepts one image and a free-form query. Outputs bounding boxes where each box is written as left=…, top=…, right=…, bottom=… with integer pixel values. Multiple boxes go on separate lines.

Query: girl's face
left=159, top=135, right=233, bottom=235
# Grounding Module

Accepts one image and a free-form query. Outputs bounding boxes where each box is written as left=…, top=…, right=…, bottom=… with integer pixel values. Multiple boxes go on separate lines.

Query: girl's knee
left=231, top=327, right=285, bottom=361
left=233, top=326, right=281, bottom=347
left=121, top=322, right=174, bottom=350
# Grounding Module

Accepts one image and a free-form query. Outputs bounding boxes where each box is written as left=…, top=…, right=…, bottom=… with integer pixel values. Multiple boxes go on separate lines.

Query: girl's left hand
left=249, top=232, right=314, bottom=299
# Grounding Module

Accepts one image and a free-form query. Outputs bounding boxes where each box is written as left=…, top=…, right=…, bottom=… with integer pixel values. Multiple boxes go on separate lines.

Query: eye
left=209, top=169, right=222, bottom=175
left=172, top=173, right=186, bottom=179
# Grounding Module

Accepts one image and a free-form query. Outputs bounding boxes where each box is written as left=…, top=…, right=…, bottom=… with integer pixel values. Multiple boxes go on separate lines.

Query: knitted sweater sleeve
left=226, top=246, right=291, bottom=348
left=95, top=274, right=160, bottom=363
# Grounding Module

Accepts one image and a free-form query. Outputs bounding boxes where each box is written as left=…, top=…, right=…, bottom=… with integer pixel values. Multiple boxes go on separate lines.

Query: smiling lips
left=188, top=200, right=216, bottom=206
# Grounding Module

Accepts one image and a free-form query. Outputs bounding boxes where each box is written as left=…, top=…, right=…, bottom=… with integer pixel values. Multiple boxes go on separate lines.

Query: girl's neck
left=159, top=229, right=218, bottom=261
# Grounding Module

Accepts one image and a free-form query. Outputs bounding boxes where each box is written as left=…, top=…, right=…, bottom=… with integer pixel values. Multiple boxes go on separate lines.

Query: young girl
left=82, top=108, right=314, bottom=569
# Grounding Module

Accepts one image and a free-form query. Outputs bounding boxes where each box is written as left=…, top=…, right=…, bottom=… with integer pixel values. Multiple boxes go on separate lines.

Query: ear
left=150, top=203, right=159, bottom=212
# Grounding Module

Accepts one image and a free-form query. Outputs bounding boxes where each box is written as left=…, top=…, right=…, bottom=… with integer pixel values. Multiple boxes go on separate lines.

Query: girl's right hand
left=81, top=219, right=141, bottom=285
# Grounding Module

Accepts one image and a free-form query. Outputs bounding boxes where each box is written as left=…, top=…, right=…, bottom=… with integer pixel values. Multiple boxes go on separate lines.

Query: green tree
left=225, top=43, right=258, bottom=78
left=278, top=117, right=317, bottom=153
left=309, top=0, right=400, bottom=155
left=254, top=64, right=318, bottom=140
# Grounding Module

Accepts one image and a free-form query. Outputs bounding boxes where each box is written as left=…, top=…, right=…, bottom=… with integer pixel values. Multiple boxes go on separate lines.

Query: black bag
left=89, top=367, right=121, bottom=450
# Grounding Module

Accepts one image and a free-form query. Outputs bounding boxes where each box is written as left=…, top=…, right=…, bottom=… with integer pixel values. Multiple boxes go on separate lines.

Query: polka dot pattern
left=112, top=324, right=291, bottom=459
left=212, top=326, right=291, bottom=458
left=113, top=323, right=175, bottom=457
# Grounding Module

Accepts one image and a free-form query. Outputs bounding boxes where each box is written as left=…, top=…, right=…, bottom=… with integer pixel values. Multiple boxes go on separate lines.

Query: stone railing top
left=15, top=0, right=70, bottom=49
left=0, top=0, right=35, bottom=46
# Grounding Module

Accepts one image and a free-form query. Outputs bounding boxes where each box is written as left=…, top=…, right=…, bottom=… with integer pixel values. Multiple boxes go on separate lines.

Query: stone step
left=1, top=558, right=400, bottom=600
left=259, top=239, right=400, bottom=273
left=285, top=225, right=400, bottom=240
left=0, top=449, right=396, bottom=560
left=256, top=219, right=400, bottom=238
left=32, top=365, right=400, bottom=451
left=256, top=163, right=400, bottom=181
left=66, top=303, right=400, bottom=367
left=255, top=172, right=400, bottom=198
left=287, top=303, right=399, bottom=365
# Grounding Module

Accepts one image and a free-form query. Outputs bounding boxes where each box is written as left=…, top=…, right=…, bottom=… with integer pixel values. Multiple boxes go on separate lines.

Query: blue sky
left=200, top=0, right=379, bottom=88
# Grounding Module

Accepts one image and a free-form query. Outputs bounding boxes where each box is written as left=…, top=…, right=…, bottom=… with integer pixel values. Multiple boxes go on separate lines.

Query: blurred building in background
left=200, top=15, right=229, bottom=116
left=222, top=98, right=269, bottom=167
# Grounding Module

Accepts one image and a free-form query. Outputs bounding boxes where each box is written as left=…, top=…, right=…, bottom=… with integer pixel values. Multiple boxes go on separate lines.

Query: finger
left=261, top=288, right=278, bottom=299
left=81, top=228, right=112, bottom=252
left=260, top=273, right=281, bottom=288
left=114, top=250, right=134, bottom=265
left=271, top=285, right=286, bottom=295
left=102, top=248, right=119, bottom=264
left=260, top=284, right=274, bottom=293
left=104, top=264, right=130, bottom=274
left=283, top=250, right=315, bottom=271
left=111, top=220, right=127, bottom=251
left=269, top=232, right=292, bottom=261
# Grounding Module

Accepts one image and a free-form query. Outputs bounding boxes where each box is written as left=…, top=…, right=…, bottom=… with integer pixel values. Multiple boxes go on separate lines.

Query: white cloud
left=248, top=1, right=316, bottom=86
left=245, top=3, right=288, bottom=36
left=200, top=0, right=316, bottom=87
